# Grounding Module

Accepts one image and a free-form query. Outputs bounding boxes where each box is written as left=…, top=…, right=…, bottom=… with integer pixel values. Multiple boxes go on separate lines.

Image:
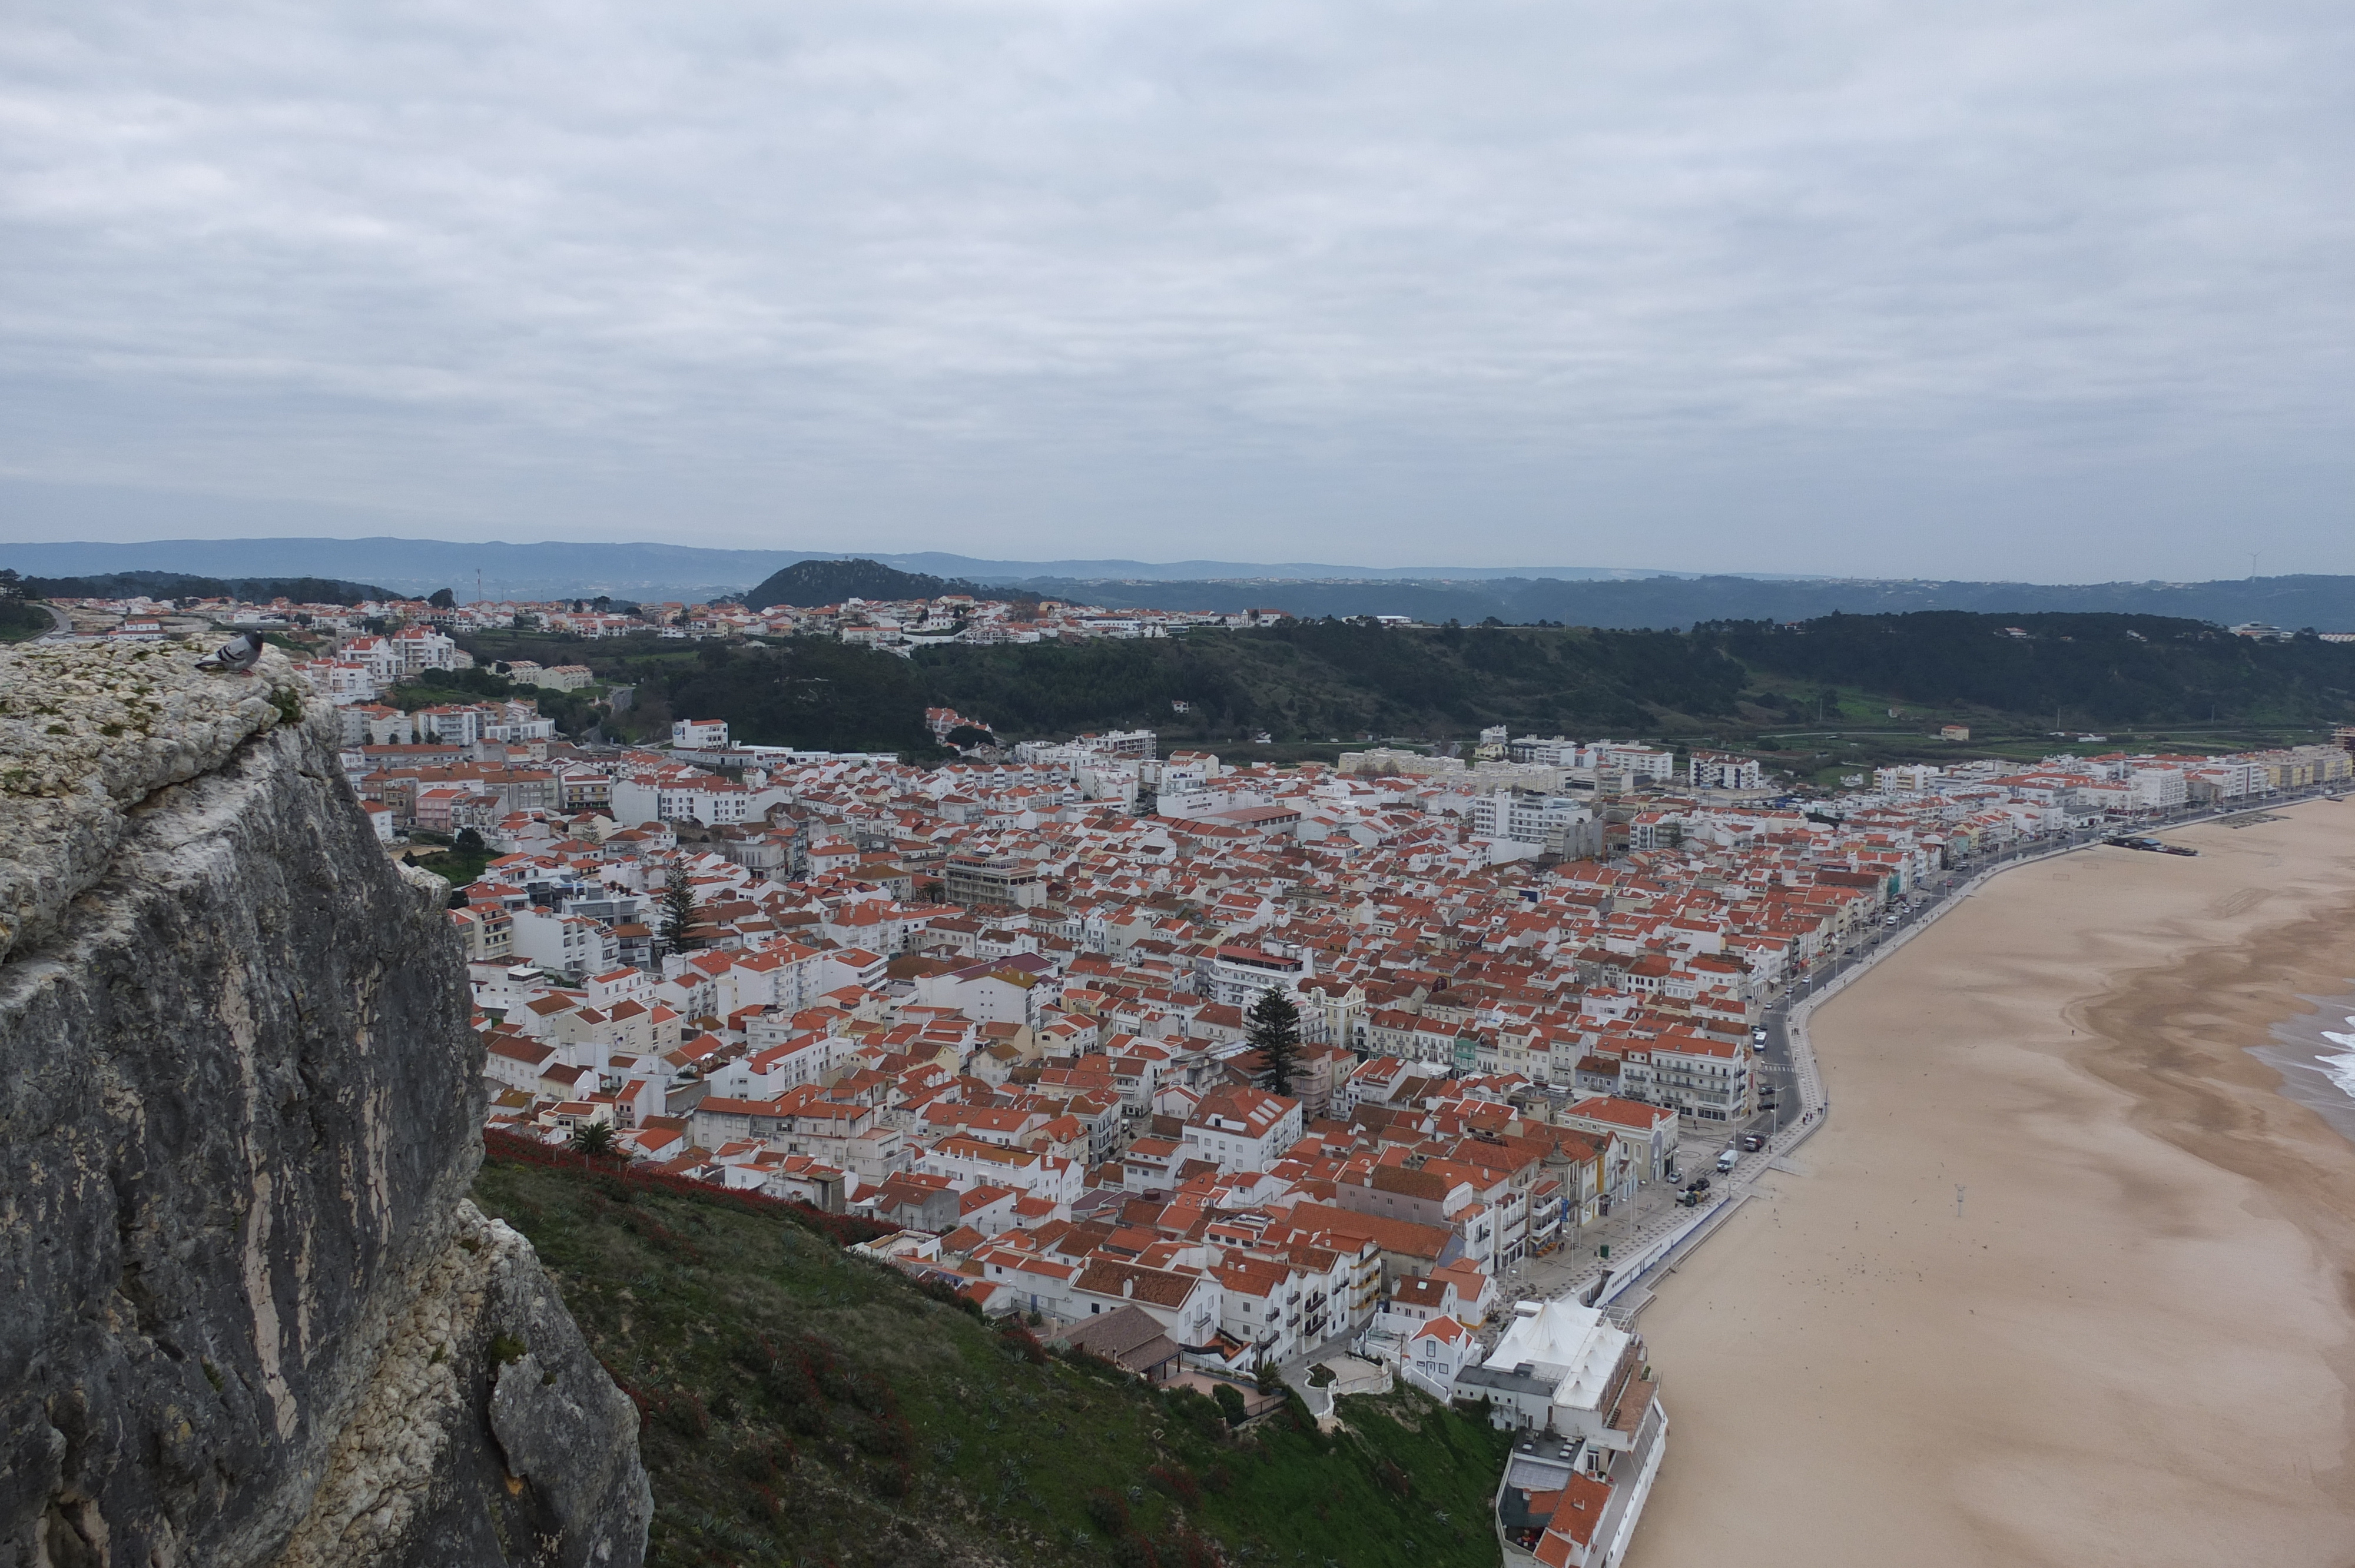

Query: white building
left=1617, top=1034, right=1752, bottom=1124
left=510, top=662, right=594, bottom=691
left=1196, top=944, right=1314, bottom=1009
left=1874, top=764, right=1942, bottom=794
left=414, top=705, right=485, bottom=745
left=508, top=908, right=619, bottom=981
left=1463, top=1299, right=1669, bottom=1568
left=389, top=626, right=463, bottom=674
left=1178, top=1085, right=1302, bottom=1174
left=916, top=1135, right=1081, bottom=1207
left=1467, top=791, right=1591, bottom=846
left=317, top=661, right=380, bottom=705
left=337, top=634, right=402, bottom=685
left=1591, top=743, right=1677, bottom=782
left=1686, top=751, right=1763, bottom=790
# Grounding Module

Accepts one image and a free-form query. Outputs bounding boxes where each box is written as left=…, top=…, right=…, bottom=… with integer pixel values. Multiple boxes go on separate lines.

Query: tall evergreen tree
left=660, top=875, right=701, bottom=955
left=1248, top=987, right=1302, bottom=1097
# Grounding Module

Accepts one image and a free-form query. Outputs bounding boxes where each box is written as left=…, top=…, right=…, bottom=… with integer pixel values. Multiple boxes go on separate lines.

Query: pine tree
left=660, top=875, right=701, bottom=955
left=1248, top=987, right=1302, bottom=1098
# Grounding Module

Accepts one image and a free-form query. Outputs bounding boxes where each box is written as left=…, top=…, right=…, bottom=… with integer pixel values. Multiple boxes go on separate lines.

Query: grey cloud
left=1, top=0, right=2349, bottom=577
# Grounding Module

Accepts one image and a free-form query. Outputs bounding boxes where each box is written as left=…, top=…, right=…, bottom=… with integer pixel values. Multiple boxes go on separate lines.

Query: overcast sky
left=2, top=0, right=2349, bottom=579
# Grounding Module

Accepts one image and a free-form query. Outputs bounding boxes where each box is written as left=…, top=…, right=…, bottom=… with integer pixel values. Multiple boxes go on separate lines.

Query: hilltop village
left=38, top=584, right=1291, bottom=649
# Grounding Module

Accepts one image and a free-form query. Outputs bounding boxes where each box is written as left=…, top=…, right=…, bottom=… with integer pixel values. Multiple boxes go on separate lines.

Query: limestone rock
left=0, top=639, right=314, bottom=964
left=270, top=1205, right=652, bottom=1568
left=0, top=642, right=647, bottom=1568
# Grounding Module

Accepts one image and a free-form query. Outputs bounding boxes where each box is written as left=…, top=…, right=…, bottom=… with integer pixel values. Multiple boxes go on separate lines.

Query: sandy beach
left=1628, top=800, right=2355, bottom=1568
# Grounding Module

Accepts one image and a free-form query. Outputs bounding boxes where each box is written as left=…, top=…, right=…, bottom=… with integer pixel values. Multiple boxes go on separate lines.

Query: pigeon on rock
left=196, top=630, right=266, bottom=676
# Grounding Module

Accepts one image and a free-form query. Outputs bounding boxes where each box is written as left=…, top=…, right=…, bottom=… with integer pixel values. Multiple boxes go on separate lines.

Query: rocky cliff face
left=0, top=642, right=649, bottom=1568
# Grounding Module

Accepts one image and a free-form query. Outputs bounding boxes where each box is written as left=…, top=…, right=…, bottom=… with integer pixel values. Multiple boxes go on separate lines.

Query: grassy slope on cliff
left=473, top=1152, right=1512, bottom=1568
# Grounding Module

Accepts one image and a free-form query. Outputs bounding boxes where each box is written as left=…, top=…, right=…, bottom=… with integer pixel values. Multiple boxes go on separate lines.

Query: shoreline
left=1624, top=800, right=2355, bottom=1567
left=2250, top=987, right=2355, bottom=1147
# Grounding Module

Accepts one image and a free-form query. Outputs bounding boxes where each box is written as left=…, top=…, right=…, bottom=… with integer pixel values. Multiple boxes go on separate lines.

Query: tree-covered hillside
left=744, top=558, right=986, bottom=609
left=460, top=611, right=2355, bottom=753
left=1704, top=612, right=2355, bottom=727
left=474, top=1142, right=1514, bottom=1568
left=914, top=620, right=1751, bottom=738
left=8, top=568, right=397, bottom=604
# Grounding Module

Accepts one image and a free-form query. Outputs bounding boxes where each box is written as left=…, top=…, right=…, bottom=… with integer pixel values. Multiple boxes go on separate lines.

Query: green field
left=473, top=1150, right=1515, bottom=1568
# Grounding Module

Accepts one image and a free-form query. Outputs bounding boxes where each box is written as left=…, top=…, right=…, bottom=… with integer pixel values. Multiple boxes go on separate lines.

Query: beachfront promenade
left=1480, top=784, right=2341, bottom=1344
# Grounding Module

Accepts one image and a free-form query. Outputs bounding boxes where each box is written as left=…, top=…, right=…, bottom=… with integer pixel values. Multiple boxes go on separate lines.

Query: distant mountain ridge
left=0, top=535, right=1735, bottom=596
left=5, top=537, right=2351, bottom=630
left=1016, top=573, right=2355, bottom=631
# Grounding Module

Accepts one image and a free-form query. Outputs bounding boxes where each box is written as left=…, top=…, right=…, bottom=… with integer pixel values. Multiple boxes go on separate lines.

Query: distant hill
left=1021, top=573, right=2355, bottom=632
left=15, top=569, right=396, bottom=606
left=739, top=557, right=972, bottom=607
left=911, top=610, right=2355, bottom=739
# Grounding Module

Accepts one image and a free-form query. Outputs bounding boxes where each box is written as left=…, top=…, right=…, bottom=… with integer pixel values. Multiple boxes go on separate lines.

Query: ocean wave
left=2322, top=1020, right=2355, bottom=1100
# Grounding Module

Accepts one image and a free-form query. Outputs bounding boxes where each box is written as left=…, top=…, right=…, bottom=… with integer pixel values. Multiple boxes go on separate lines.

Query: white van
left=1716, top=1148, right=1739, bottom=1174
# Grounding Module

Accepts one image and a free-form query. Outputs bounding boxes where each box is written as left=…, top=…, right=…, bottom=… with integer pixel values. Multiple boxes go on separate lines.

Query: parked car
left=1740, top=1132, right=1767, bottom=1152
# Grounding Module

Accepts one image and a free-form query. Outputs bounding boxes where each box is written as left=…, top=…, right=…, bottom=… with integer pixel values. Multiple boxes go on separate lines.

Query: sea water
left=2251, top=988, right=2355, bottom=1145
left=2324, top=1018, right=2355, bottom=1099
